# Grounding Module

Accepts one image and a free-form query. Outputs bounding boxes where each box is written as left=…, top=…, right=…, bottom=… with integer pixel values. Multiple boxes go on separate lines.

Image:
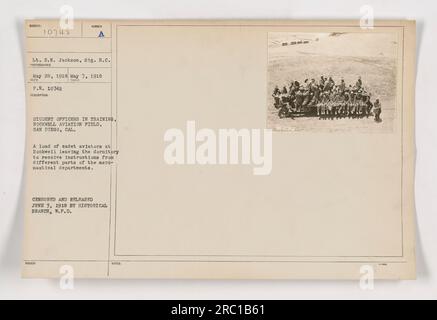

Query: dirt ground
left=267, top=32, right=399, bottom=132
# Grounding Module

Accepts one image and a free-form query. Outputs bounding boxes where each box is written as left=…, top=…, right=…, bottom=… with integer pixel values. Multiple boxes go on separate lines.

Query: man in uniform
left=339, top=78, right=346, bottom=94
left=356, top=76, right=362, bottom=89
left=317, top=91, right=328, bottom=118
left=273, top=85, right=280, bottom=95
left=329, top=77, right=335, bottom=89
left=324, top=76, right=334, bottom=92
left=336, top=90, right=346, bottom=117
left=331, top=90, right=338, bottom=118
left=356, top=89, right=363, bottom=117
left=361, top=90, right=371, bottom=117
left=272, top=85, right=281, bottom=109
left=349, top=89, right=357, bottom=117
left=373, top=99, right=382, bottom=122
left=295, top=86, right=305, bottom=112
left=302, top=81, right=312, bottom=108
left=319, top=76, right=326, bottom=88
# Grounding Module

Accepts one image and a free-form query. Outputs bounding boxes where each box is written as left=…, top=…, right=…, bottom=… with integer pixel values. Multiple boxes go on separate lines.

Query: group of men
left=272, top=76, right=382, bottom=122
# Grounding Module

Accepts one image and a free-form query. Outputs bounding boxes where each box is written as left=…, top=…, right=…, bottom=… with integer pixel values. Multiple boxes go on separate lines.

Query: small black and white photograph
left=267, top=32, right=399, bottom=132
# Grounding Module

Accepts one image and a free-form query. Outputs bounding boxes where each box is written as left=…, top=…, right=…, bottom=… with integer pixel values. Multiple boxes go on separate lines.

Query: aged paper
left=23, top=20, right=416, bottom=279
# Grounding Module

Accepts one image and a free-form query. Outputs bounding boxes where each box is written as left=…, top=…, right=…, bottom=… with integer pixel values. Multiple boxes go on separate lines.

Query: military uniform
left=272, top=86, right=281, bottom=108
left=317, top=92, right=328, bottom=117
left=339, top=80, right=346, bottom=94
left=374, top=100, right=382, bottom=122
left=295, top=88, right=304, bottom=112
